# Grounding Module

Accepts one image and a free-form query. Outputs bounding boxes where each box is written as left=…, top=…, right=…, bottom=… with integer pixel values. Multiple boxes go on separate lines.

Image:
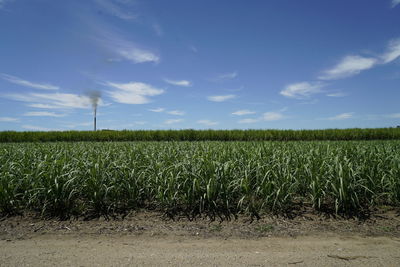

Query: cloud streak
left=148, top=108, right=165, bottom=113
left=0, top=117, right=19, bottom=122
left=152, top=23, right=163, bottom=37
left=381, top=38, right=400, bottom=64
left=197, top=120, right=218, bottom=126
left=387, top=113, right=400, bottom=118
left=0, top=0, right=13, bottom=9
left=318, top=38, right=400, bottom=80
left=148, top=108, right=185, bottom=116
left=93, top=0, right=136, bottom=20
left=96, top=29, right=160, bottom=64
left=26, top=104, right=61, bottom=109
left=118, top=47, right=159, bottom=64
left=319, top=56, right=377, bottom=80
left=4, top=92, right=100, bottom=109
left=392, top=0, right=400, bottom=8
left=106, top=81, right=164, bottom=104
left=211, top=72, right=238, bottom=82
left=217, top=72, right=237, bottom=80
left=65, top=121, right=93, bottom=129
left=237, top=111, right=286, bottom=124
left=207, top=94, right=236, bottom=102
left=232, top=110, right=256, bottom=116
left=164, top=79, right=192, bottom=87
left=24, top=111, right=66, bottom=117
left=280, top=38, right=400, bottom=101
left=326, top=92, right=347, bottom=97
left=22, top=125, right=57, bottom=131
left=263, top=112, right=285, bottom=121
left=164, top=119, right=183, bottom=124
left=327, top=112, right=354, bottom=120
left=1, top=73, right=59, bottom=90
left=166, top=110, right=185, bottom=116
left=189, top=45, right=198, bottom=53
left=280, top=82, right=324, bottom=99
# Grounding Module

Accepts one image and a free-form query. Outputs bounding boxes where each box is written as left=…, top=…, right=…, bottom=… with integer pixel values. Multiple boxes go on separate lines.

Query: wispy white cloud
left=263, top=112, right=285, bottom=121
left=27, top=103, right=61, bottom=109
left=0, top=117, right=19, bottom=122
left=189, top=45, right=198, bottom=53
left=317, top=38, right=400, bottom=81
left=32, top=93, right=96, bottom=109
left=96, top=29, right=160, bottom=64
left=0, top=73, right=59, bottom=90
left=280, top=82, right=324, bottom=99
left=4, top=92, right=100, bottom=109
left=166, top=110, right=185, bottom=116
left=212, top=71, right=238, bottom=82
left=152, top=23, right=163, bottom=37
left=0, top=0, right=13, bottom=9
left=278, top=38, right=400, bottom=102
left=207, top=94, right=236, bottom=102
left=326, top=92, right=347, bottom=97
left=148, top=108, right=185, bottom=116
left=327, top=112, right=354, bottom=120
left=381, top=38, right=400, bottom=64
left=238, top=118, right=259, bottom=124
left=106, top=81, right=164, bottom=104
left=111, top=121, right=148, bottom=129
left=65, top=121, right=93, bottom=129
left=93, top=0, right=136, bottom=20
left=223, top=86, right=244, bottom=93
left=366, top=113, right=400, bottom=120
left=392, top=0, right=400, bottom=8
left=22, top=125, right=57, bottom=131
left=24, top=111, right=66, bottom=117
left=232, top=109, right=256, bottom=116
left=387, top=113, right=400, bottom=118
left=118, top=46, right=160, bottom=64
left=148, top=107, right=165, bottom=112
left=197, top=120, right=218, bottom=126
left=164, top=79, right=192, bottom=87
left=319, top=55, right=377, bottom=80
left=237, top=110, right=286, bottom=124
left=164, top=119, right=183, bottom=124
left=216, top=71, right=237, bottom=80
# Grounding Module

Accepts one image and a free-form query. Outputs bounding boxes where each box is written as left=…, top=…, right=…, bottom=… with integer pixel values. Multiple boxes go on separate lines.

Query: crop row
left=1, top=128, right=400, bottom=142
left=1, top=141, right=399, bottom=219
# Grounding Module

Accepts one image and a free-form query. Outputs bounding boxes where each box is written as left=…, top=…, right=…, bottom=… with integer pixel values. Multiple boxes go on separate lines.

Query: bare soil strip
left=1, top=234, right=400, bottom=266
left=1, top=211, right=400, bottom=266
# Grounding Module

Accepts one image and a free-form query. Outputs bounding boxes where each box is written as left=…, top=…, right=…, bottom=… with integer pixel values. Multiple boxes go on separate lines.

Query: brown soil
left=1, top=210, right=400, bottom=266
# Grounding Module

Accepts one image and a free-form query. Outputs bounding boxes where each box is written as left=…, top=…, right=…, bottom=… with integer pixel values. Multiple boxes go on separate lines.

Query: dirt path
left=1, top=234, right=400, bottom=266
left=1, top=211, right=400, bottom=266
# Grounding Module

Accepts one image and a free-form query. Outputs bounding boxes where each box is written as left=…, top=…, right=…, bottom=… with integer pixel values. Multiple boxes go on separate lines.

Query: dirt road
left=1, top=211, right=400, bottom=266
left=1, top=234, right=400, bottom=266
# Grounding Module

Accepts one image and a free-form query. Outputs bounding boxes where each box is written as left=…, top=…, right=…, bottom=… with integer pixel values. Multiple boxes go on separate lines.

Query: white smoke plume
left=88, top=90, right=101, bottom=112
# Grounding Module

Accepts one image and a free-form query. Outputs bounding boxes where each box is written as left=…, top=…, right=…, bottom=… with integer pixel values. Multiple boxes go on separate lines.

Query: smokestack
left=88, top=90, right=101, bottom=131
left=94, top=107, right=97, bottom=131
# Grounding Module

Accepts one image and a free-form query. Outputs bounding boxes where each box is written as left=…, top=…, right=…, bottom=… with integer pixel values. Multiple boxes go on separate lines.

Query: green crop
left=0, top=141, right=399, bottom=219
left=1, top=128, right=400, bottom=142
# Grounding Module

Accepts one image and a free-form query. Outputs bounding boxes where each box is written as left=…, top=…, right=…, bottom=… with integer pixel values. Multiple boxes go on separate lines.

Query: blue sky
left=0, top=0, right=399, bottom=131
